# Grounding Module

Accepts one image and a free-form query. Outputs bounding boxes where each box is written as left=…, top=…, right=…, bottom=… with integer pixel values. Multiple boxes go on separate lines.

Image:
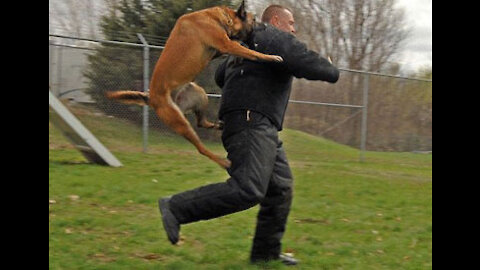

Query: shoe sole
left=158, top=198, right=179, bottom=245
left=251, top=255, right=298, bottom=266
left=279, top=254, right=298, bottom=266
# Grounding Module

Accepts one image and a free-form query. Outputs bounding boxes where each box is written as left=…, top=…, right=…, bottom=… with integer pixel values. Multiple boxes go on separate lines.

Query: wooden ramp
left=49, top=90, right=123, bottom=167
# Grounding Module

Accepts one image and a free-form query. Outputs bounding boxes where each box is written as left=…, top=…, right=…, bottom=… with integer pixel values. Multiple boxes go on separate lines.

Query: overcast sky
left=395, top=0, right=432, bottom=73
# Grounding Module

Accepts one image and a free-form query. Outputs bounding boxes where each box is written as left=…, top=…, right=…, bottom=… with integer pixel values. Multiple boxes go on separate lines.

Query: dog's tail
left=105, top=91, right=149, bottom=106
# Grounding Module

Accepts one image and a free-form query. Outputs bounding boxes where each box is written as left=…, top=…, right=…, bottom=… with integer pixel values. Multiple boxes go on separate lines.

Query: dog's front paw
left=218, top=158, right=231, bottom=169
left=264, top=55, right=283, bottom=62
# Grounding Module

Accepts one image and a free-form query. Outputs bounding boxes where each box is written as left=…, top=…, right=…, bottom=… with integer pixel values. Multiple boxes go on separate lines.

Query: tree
left=255, top=0, right=411, bottom=72
left=49, top=0, right=104, bottom=39
left=99, top=0, right=235, bottom=45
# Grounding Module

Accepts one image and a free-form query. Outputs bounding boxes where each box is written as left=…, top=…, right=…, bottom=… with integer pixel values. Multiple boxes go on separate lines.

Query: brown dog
left=107, top=1, right=283, bottom=169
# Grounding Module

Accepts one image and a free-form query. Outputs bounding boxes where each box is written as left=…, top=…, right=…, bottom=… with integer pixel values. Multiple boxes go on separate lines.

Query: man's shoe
left=279, top=253, right=298, bottom=266
left=158, top=197, right=180, bottom=245
left=251, top=253, right=299, bottom=266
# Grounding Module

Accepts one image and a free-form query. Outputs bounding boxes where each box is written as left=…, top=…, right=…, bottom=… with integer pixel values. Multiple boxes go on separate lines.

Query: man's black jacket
left=215, top=23, right=340, bottom=131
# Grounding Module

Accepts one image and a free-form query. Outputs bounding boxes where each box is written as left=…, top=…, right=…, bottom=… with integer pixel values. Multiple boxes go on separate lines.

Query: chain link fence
left=49, top=35, right=432, bottom=157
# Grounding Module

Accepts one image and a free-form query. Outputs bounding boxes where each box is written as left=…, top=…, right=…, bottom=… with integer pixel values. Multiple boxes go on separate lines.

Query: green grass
left=49, top=108, right=432, bottom=269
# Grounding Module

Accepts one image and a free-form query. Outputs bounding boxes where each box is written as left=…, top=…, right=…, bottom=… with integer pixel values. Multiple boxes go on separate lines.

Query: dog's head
left=228, top=0, right=256, bottom=41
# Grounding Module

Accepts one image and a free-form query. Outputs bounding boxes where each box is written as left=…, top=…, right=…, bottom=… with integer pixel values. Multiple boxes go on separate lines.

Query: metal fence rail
left=49, top=34, right=432, bottom=159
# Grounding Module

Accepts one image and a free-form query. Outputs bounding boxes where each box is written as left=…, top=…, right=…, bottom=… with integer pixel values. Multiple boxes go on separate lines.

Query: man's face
left=270, top=9, right=296, bottom=35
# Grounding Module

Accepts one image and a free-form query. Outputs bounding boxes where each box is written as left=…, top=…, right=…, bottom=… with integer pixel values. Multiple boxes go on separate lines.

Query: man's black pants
left=168, top=110, right=293, bottom=260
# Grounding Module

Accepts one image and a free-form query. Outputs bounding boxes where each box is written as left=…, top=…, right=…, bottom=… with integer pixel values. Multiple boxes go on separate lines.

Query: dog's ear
left=236, top=0, right=247, bottom=20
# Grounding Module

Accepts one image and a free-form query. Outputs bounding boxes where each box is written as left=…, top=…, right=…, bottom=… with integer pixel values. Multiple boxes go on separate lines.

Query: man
left=159, top=4, right=339, bottom=266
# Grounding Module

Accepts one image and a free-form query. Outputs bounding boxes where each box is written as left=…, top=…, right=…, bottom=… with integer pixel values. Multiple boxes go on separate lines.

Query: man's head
left=261, top=5, right=296, bottom=35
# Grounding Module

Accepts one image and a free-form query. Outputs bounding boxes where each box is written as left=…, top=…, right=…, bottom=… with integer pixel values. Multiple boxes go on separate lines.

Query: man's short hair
left=261, top=4, right=292, bottom=23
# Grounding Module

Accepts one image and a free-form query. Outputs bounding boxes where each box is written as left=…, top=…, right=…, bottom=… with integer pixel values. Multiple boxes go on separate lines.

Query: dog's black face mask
left=236, top=0, right=247, bottom=20
left=232, top=0, right=255, bottom=41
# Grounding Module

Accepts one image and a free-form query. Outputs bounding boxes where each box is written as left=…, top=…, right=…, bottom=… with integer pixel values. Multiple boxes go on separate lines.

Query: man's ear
left=270, top=15, right=278, bottom=26
left=236, top=0, right=247, bottom=20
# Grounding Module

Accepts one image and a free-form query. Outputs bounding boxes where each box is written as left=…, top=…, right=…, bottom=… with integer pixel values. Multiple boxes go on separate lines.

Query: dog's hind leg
left=194, top=108, right=217, bottom=129
left=175, top=83, right=218, bottom=129
left=152, top=98, right=231, bottom=169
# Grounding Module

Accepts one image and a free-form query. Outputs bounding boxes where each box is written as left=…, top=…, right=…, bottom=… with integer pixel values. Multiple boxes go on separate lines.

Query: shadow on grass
left=49, top=160, right=92, bottom=166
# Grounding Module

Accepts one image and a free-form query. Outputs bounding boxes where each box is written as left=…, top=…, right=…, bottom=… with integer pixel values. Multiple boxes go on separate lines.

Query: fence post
left=360, top=74, right=369, bottom=162
left=49, top=40, right=53, bottom=91
left=137, top=33, right=150, bottom=153
left=55, top=45, right=63, bottom=97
